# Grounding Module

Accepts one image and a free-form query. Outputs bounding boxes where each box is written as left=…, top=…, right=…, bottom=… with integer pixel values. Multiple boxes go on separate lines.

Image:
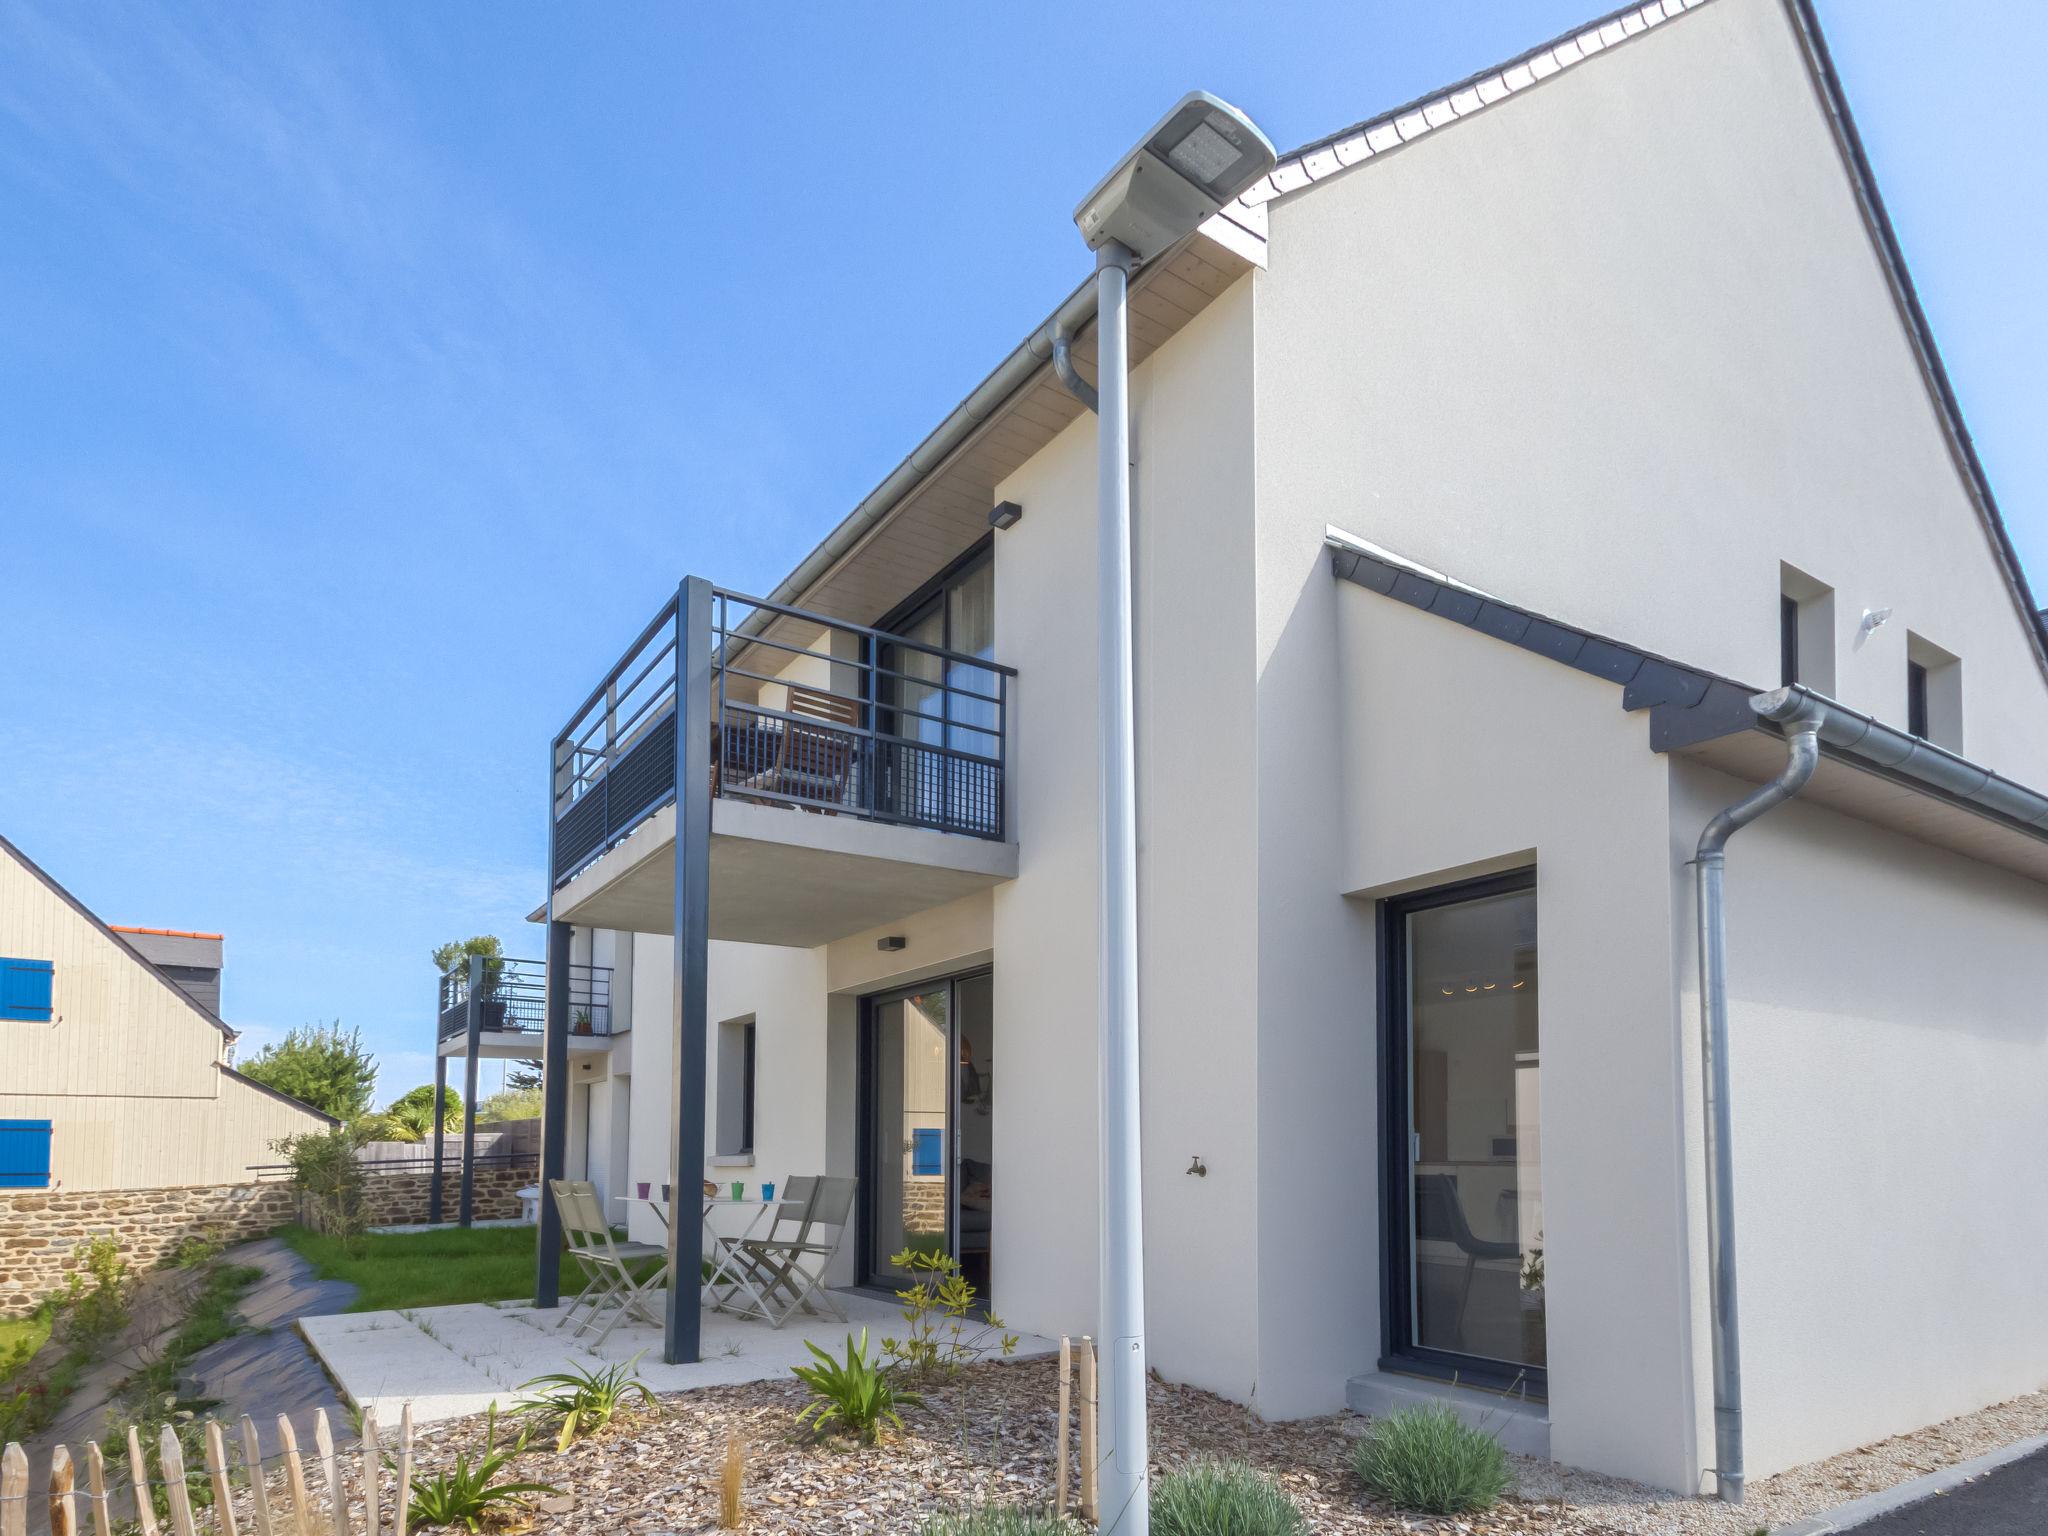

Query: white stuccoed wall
left=988, top=275, right=1267, bottom=1390
left=1255, top=0, right=2048, bottom=781
left=1333, top=584, right=1694, bottom=1490
left=1671, top=758, right=2048, bottom=1480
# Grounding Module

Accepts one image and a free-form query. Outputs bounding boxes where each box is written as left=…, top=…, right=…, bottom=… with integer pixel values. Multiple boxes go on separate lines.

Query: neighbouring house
left=0, top=834, right=332, bottom=1307
left=473, top=0, right=2047, bottom=1498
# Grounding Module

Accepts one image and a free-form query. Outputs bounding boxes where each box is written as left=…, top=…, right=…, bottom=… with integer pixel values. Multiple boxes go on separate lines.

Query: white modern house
left=514, top=0, right=2048, bottom=1500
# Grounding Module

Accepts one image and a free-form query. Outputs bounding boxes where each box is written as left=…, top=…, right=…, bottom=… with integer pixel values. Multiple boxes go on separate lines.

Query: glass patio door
left=1384, top=872, right=1545, bottom=1387
left=862, top=970, right=995, bottom=1296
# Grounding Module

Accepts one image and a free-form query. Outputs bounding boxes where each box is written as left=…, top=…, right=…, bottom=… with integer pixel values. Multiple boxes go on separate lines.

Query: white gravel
left=1512, top=1386, right=2048, bottom=1534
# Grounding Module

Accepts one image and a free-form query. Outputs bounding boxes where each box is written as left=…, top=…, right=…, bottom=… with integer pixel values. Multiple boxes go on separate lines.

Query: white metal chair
left=727, top=1174, right=856, bottom=1327
left=550, top=1179, right=667, bottom=1347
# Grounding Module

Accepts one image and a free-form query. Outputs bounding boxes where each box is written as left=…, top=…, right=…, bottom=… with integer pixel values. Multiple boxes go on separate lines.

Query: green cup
left=730, top=1181, right=745, bottom=1201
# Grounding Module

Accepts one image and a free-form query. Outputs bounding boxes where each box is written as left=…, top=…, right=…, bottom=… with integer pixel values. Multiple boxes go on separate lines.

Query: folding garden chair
left=728, top=1174, right=856, bottom=1327
left=550, top=1178, right=668, bottom=1347
left=705, top=1175, right=814, bottom=1316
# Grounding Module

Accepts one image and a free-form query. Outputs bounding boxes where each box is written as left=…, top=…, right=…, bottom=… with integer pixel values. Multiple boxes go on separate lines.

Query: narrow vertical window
left=741, top=1021, right=757, bottom=1155
left=1779, top=564, right=1835, bottom=693
left=715, top=1015, right=757, bottom=1158
left=1780, top=594, right=1800, bottom=687
left=1907, top=661, right=1929, bottom=739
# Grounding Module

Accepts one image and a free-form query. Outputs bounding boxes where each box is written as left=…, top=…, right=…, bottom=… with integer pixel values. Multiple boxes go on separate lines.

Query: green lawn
left=278, top=1224, right=658, bottom=1313
left=0, top=1312, right=53, bottom=1380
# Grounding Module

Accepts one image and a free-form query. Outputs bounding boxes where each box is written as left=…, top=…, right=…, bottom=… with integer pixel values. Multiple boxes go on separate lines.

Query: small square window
left=1, top=959, right=53, bottom=1022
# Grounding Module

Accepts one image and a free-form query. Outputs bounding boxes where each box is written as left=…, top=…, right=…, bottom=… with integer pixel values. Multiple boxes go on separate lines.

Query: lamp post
left=1067, top=92, right=1275, bottom=1535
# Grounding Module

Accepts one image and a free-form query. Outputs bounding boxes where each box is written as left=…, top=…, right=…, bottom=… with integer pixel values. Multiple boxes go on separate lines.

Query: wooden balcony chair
left=731, top=686, right=858, bottom=810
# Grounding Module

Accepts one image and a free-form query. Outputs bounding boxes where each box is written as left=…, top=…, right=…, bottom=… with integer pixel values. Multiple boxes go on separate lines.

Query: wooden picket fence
left=1053, top=1335, right=1099, bottom=1523
left=1, top=1405, right=413, bottom=1536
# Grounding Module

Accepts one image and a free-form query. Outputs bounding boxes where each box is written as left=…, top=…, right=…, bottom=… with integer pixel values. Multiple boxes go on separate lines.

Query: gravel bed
left=1515, top=1386, right=2048, bottom=1535
left=192, top=1365, right=2048, bottom=1533
left=383, top=1357, right=1620, bottom=1534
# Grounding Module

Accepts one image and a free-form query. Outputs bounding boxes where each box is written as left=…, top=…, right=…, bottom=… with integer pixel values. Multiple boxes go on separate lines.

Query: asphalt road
left=1848, top=1445, right=2048, bottom=1535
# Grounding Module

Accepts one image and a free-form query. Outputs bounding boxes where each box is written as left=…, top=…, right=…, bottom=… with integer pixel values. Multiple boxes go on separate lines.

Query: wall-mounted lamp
left=989, top=500, right=1023, bottom=531
left=1860, top=607, right=1893, bottom=637
left=876, top=935, right=907, bottom=952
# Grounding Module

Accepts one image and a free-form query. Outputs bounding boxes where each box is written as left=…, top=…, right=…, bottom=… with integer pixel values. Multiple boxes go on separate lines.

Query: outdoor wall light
left=989, top=500, right=1024, bottom=531
left=1073, top=91, right=1277, bottom=263
left=876, top=935, right=907, bottom=952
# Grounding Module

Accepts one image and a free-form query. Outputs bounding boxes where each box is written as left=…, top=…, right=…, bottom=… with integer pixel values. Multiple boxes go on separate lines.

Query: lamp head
left=1074, top=91, right=1276, bottom=263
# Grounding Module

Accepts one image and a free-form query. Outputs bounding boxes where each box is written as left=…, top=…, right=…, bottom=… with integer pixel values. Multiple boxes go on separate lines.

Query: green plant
left=791, top=1329, right=922, bottom=1444
left=920, top=1507, right=1077, bottom=1536
left=402, top=1405, right=558, bottom=1531
left=880, top=1248, right=1019, bottom=1381
left=1351, top=1403, right=1513, bottom=1515
left=272, top=1123, right=370, bottom=1239
left=239, top=1020, right=378, bottom=1121
left=164, top=1228, right=227, bottom=1269
left=475, top=1085, right=544, bottom=1123
left=1150, top=1461, right=1306, bottom=1536
left=65, top=1236, right=131, bottom=1347
left=433, top=935, right=506, bottom=999
left=515, top=1353, right=659, bottom=1450
left=380, top=1084, right=466, bottom=1142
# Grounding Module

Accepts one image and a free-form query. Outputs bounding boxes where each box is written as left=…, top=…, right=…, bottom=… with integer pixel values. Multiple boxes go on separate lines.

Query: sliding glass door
left=1382, top=872, right=1545, bottom=1389
left=861, top=969, right=996, bottom=1297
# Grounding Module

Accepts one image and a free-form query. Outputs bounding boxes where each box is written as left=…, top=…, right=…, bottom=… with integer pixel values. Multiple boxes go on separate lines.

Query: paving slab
left=300, top=1289, right=1055, bottom=1425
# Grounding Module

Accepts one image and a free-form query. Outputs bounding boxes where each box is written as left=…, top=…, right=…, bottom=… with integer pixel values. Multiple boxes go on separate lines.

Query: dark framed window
left=1907, top=661, right=1930, bottom=739
left=1, top=959, right=53, bottom=1022
left=1378, top=869, right=1546, bottom=1398
left=1780, top=594, right=1800, bottom=687
left=741, top=1021, right=757, bottom=1155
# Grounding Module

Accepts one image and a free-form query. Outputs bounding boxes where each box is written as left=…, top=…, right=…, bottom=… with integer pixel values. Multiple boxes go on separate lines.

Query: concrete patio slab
left=299, top=1290, right=1056, bottom=1425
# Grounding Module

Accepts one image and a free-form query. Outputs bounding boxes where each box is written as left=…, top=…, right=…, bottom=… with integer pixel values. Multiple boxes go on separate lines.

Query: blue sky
left=2, top=1, right=2042, bottom=1106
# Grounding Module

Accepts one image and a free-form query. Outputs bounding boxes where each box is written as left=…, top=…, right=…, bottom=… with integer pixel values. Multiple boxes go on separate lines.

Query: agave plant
left=401, top=1406, right=558, bottom=1531
left=515, top=1353, right=660, bottom=1451
left=791, top=1328, right=923, bottom=1444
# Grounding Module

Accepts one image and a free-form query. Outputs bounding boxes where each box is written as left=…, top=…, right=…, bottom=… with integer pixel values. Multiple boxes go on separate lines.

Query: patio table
left=618, top=1193, right=775, bottom=1316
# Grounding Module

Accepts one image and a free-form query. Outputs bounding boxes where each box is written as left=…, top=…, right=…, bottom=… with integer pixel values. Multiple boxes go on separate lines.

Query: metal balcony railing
left=437, top=958, right=613, bottom=1040
left=550, top=584, right=1015, bottom=885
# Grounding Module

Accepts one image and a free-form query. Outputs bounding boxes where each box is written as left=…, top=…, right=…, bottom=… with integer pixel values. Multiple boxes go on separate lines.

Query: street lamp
left=1066, top=91, right=1275, bottom=1536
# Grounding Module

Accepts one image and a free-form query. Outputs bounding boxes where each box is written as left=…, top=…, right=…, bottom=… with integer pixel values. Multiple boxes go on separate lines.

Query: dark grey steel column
left=459, top=952, right=482, bottom=1227
left=664, top=576, right=714, bottom=1365
left=535, top=915, right=571, bottom=1307
left=428, top=1051, right=448, bottom=1222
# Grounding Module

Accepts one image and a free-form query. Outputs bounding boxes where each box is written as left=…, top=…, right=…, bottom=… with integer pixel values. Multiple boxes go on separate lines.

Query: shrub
left=65, top=1236, right=131, bottom=1347
left=403, top=1405, right=558, bottom=1531
left=515, top=1354, right=659, bottom=1451
left=238, top=1021, right=378, bottom=1121
left=920, top=1506, right=1076, bottom=1536
left=1152, top=1461, right=1307, bottom=1536
left=1351, top=1403, right=1512, bottom=1515
left=881, top=1248, right=1019, bottom=1381
left=792, top=1328, right=922, bottom=1444
left=272, top=1124, right=369, bottom=1240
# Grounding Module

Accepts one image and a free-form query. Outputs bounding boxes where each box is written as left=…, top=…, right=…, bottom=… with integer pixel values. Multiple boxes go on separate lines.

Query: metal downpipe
left=1694, top=695, right=1823, bottom=1503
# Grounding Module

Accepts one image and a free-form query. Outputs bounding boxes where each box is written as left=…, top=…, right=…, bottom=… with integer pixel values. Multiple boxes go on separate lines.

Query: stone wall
left=0, top=1159, right=539, bottom=1315
left=357, top=1160, right=536, bottom=1228
left=0, top=1181, right=297, bottom=1314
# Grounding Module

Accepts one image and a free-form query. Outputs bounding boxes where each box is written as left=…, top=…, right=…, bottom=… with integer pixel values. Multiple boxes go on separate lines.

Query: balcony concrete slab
left=552, top=799, right=1017, bottom=946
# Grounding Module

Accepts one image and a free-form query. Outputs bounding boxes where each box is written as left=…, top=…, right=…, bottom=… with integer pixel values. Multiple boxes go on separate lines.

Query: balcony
left=437, top=958, right=613, bottom=1057
left=546, top=582, right=1019, bottom=946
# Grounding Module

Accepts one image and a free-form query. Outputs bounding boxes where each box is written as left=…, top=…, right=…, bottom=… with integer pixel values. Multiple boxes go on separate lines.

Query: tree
left=506, top=1060, right=543, bottom=1092
left=432, top=934, right=503, bottom=982
left=238, top=1022, right=377, bottom=1122
left=476, top=1085, right=544, bottom=1123
left=379, top=1084, right=465, bottom=1141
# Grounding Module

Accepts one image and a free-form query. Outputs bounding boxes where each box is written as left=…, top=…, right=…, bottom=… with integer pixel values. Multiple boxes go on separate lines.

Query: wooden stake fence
left=1052, top=1334, right=1098, bottom=1522
left=1, top=1405, right=414, bottom=1536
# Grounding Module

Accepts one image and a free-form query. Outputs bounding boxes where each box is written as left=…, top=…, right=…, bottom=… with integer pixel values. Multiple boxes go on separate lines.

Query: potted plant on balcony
left=572, top=1008, right=594, bottom=1036
left=433, top=934, right=508, bottom=1030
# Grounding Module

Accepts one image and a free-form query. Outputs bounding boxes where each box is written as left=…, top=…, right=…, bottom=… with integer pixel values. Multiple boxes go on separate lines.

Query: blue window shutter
left=910, top=1126, right=944, bottom=1177
left=0, top=1120, right=52, bottom=1188
left=0, top=959, right=54, bottom=1022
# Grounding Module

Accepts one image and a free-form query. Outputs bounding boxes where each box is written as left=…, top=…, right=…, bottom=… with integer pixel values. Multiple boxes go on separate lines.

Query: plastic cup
left=762, top=1181, right=776, bottom=1203
left=730, top=1181, right=745, bottom=1201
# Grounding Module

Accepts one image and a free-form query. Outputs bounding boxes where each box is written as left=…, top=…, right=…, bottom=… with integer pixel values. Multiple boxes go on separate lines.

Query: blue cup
left=762, top=1181, right=777, bottom=1203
